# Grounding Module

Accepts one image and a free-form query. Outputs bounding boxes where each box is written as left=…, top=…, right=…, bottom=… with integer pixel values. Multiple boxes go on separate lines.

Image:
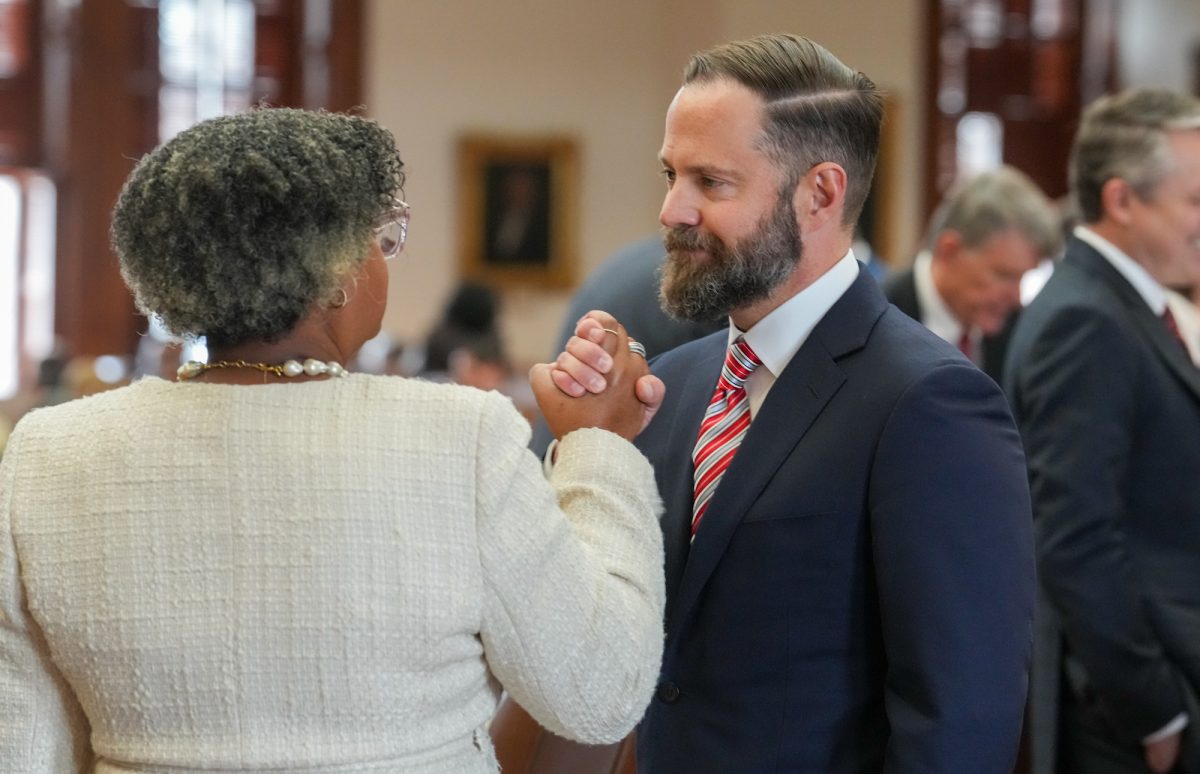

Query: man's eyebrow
left=657, top=158, right=740, bottom=180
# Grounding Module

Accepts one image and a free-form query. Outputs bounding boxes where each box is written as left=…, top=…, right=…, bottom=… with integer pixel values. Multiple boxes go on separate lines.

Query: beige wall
left=1118, top=0, right=1200, bottom=91
left=365, top=0, right=925, bottom=366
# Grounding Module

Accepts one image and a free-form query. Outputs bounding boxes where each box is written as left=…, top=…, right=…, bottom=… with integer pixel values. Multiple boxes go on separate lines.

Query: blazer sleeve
left=869, top=361, right=1035, bottom=772
left=0, top=426, right=93, bottom=772
left=473, top=395, right=665, bottom=745
left=1011, top=305, right=1187, bottom=741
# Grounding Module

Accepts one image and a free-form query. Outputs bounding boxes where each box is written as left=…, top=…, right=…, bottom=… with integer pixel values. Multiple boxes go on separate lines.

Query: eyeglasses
left=374, top=200, right=410, bottom=259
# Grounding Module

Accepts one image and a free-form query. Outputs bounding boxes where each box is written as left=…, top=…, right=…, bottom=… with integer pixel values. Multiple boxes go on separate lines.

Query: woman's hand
left=530, top=311, right=664, bottom=441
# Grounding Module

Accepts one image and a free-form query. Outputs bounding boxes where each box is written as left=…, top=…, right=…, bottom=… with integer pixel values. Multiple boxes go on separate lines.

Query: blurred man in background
left=883, top=165, right=1061, bottom=383
left=1005, top=88, right=1200, bottom=774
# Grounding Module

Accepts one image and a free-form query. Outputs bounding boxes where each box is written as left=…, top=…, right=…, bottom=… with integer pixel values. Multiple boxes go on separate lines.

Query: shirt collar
left=729, top=249, right=860, bottom=378
left=912, top=249, right=965, bottom=345
left=1074, top=225, right=1168, bottom=314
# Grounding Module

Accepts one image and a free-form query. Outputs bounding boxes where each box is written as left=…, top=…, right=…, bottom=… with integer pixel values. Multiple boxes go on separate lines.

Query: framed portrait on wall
left=457, top=134, right=579, bottom=289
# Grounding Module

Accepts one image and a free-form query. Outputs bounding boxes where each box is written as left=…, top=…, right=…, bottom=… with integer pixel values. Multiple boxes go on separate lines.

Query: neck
left=1085, top=220, right=1135, bottom=258
left=928, top=253, right=969, bottom=327
left=196, top=316, right=353, bottom=384
left=731, top=239, right=848, bottom=331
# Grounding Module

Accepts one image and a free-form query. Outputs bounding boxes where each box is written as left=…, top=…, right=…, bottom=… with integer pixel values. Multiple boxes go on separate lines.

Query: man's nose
left=660, top=185, right=700, bottom=229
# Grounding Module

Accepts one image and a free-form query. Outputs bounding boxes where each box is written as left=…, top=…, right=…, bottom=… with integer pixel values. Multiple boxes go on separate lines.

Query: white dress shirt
left=733, top=249, right=860, bottom=418
left=1074, top=226, right=1169, bottom=314
left=913, top=250, right=977, bottom=362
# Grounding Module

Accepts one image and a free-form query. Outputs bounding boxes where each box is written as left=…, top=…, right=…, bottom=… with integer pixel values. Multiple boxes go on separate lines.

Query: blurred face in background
left=1122, top=130, right=1200, bottom=289
left=933, top=227, right=1041, bottom=334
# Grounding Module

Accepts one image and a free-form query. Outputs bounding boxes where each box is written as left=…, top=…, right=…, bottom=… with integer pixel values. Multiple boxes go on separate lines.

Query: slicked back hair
left=683, top=34, right=884, bottom=226
left=1071, top=88, right=1200, bottom=224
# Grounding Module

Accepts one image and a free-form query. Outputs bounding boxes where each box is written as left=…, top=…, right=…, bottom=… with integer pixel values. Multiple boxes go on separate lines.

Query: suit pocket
left=742, top=508, right=840, bottom=523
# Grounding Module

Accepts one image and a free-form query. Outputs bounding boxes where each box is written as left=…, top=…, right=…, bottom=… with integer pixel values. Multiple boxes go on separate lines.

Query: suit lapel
left=1131, top=303, right=1200, bottom=400
left=1073, top=244, right=1200, bottom=402
left=664, top=268, right=886, bottom=644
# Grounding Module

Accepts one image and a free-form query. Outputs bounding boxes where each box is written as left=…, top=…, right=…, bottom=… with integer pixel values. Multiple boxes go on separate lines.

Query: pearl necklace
left=176, top=358, right=350, bottom=381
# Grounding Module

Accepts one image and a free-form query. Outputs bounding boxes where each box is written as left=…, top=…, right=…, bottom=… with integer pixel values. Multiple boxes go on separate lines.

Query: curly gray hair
left=111, top=107, right=405, bottom=346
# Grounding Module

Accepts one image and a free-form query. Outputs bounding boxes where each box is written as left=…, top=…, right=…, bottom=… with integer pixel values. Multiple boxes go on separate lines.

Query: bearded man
left=552, top=34, right=1035, bottom=773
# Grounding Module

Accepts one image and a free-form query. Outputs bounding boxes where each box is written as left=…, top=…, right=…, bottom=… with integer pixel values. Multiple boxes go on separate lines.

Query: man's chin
left=976, top=316, right=1008, bottom=336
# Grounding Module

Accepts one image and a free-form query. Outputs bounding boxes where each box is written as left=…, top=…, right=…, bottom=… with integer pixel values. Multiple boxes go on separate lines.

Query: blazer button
left=656, top=681, right=681, bottom=703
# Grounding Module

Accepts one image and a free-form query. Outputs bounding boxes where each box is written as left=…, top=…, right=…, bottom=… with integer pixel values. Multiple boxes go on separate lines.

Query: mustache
left=663, top=227, right=717, bottom=253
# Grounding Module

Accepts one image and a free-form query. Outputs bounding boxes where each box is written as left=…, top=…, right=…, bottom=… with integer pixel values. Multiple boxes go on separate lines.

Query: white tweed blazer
left=0, top=375, right=664, bottom=773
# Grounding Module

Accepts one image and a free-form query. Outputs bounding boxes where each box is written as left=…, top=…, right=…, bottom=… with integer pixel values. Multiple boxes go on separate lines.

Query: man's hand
left=1145, top=731, right=1182, bottom=773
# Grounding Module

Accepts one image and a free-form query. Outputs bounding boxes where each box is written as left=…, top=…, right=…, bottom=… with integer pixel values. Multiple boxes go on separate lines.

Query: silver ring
left=628, top=340, right=647, bottom=358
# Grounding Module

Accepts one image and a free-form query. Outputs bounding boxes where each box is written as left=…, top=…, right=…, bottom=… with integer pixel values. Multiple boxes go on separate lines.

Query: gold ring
left=601, top=327, right=620, bottom=336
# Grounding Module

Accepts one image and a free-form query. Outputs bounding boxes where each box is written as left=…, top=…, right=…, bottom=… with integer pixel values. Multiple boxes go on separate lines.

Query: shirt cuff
left=1144, top=713, right=1188, bottom=744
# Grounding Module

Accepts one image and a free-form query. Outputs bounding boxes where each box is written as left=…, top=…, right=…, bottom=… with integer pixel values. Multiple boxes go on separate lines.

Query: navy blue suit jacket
left=881, top=266, right=1016, bottom=385
left=636, top=267, right=1035, bottom=773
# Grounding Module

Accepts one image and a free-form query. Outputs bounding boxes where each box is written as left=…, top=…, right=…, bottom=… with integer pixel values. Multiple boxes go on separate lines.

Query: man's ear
left=932, top=229, right=966, bottom=264
left=1100, top=177, right=1137, bottom=226
left=793, top=162, right=847, bottom=232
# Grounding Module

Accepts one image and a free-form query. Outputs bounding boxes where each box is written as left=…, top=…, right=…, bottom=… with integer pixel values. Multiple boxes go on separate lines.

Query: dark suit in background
left=637, top=267, right=1034, bottom=773
left=1005, top=237, right=1200, bottom=774
left=1003, top=87, right=1200, bottom=774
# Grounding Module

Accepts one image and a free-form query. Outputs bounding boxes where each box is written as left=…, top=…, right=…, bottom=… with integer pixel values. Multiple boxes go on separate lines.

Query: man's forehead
left=660, top=80, right=767, bottom=161
left=667, top=78, right=764, bottom=122
left=1153, top=129, right=1200, bottom=189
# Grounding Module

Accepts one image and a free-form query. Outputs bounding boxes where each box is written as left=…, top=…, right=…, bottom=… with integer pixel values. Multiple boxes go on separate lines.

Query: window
left=956, top=111, right=1003, bottom=177
left=0, top=175, right=19, bottom=398
left=158, top=0, right=256, bottom=141
left=925, top=0, right=1116, bottom=218
left=1, top=0, right=362, bottom=400
left=0, top=170, right=54, bottom=399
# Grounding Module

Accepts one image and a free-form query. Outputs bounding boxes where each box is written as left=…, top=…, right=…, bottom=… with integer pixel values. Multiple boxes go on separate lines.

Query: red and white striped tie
left=691, top=338, right=761, bottom=536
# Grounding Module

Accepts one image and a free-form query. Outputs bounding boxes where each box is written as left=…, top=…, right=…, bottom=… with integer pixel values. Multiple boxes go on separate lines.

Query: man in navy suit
left=882, top=165, right=1061, bottom=385
left=1004, top=88, right=1200, bottom=774
left=553, top=34, right=1034, bottom=773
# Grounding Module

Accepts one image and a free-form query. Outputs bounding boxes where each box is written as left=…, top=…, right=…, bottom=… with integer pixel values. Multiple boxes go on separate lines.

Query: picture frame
left=457, top=134, right=579, bottom=289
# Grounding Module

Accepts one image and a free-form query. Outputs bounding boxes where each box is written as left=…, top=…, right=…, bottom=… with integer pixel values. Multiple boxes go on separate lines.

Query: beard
left=658, top=195, right=801, bottom=323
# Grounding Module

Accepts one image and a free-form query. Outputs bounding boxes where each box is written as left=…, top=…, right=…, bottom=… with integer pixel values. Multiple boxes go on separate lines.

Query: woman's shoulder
left=358, top=373, right=512, bottom=408
left=13, top=378, right=165, bottom=433
left=355, top=374, right=527, bottom=430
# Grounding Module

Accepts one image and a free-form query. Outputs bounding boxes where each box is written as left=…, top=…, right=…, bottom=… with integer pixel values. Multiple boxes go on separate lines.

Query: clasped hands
left=530, top=311, right=665, bottom=441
